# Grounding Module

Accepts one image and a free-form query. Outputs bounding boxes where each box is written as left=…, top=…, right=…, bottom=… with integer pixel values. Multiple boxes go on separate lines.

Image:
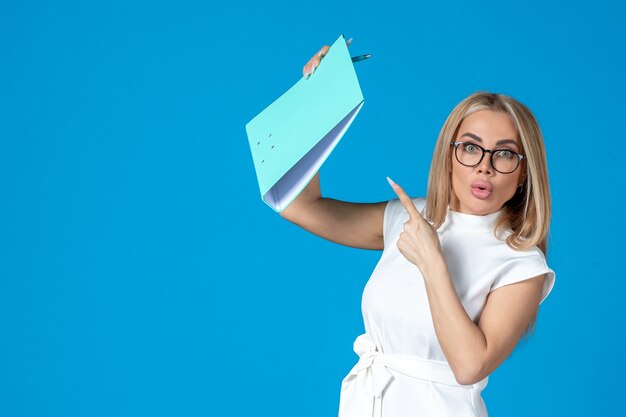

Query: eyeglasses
left=451, top=141, right=524, bottom=174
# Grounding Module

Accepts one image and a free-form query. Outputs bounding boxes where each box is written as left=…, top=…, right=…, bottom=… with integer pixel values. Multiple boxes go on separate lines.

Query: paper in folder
left=245, top=34, right=364, bottom=212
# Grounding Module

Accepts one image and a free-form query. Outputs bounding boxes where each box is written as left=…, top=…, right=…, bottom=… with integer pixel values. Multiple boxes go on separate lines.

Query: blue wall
left=1, top=0, right=624, bottom=415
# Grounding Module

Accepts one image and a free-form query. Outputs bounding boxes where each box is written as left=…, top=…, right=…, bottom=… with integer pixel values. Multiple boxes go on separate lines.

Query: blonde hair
left=425, top=92, right=551, bottom=255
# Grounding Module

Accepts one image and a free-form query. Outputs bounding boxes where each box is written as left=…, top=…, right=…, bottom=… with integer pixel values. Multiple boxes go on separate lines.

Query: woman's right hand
left=302, top=38, right=352, bottom=78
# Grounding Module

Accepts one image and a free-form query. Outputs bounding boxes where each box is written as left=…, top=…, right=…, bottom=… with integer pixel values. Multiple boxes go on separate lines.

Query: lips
left=471, top=181, right=494, bottom=200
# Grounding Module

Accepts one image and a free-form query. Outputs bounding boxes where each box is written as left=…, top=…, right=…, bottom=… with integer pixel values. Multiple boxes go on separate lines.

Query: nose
left=477, top=151, right=494, bottom=175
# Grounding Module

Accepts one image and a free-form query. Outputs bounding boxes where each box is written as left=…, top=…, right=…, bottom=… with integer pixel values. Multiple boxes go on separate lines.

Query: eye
left=462, top=143, right=479, bottom=153
left=496, top=150, right=516, bottom=159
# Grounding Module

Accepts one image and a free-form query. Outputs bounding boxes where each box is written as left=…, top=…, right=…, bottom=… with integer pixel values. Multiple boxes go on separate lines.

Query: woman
left=279, top=44, right=555, bottom=417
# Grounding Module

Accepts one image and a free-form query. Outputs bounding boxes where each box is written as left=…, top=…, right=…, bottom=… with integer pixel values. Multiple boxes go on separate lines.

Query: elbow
left=279, top=208, right=299, bottom=225
left=454, top=373, right=481, bottom=387
left=279, top=201, right=303, bottom=222
left=279, top=206, right=295, bottom=221
left=279, top=197, right=319, bottom=223
left=452, top=364, right=488, bottom=386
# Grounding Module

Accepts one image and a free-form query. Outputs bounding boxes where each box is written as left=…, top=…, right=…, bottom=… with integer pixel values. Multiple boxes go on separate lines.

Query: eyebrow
left=460, top=132, right=519, bottom=148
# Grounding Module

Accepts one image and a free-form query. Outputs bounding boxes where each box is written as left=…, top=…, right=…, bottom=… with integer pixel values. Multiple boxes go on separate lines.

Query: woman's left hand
left=387, top=177, right=443, bottom=275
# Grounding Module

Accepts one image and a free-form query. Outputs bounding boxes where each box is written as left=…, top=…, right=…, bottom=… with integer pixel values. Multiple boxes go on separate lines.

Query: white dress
left=338, top=198, right=555, bottom=417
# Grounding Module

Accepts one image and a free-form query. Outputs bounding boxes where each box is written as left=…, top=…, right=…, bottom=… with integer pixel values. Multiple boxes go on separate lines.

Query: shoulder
left=383, top=197, right=426, bottom=246
left=384, top=197, right=426, bottom=225
left=489, top=244, right=556, bottom=305
left=385, top=197, right=426, bottom=218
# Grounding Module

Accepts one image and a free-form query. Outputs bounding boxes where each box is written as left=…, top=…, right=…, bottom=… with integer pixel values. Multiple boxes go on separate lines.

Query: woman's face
left=450, top=110, right=524, bottom=215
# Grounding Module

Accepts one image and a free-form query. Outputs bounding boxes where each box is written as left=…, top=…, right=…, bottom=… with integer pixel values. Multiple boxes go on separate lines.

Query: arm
left=280, top=42, right=387, bottom=250
left=280, top=172, right=387, bottom=250
left=387, top=177, right=545, bottom=385
left=422, top=256, right=545, bottom=385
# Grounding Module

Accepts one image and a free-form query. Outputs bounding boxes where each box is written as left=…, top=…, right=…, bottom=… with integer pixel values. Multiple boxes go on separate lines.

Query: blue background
left=1, top=0, right=624, bottom=416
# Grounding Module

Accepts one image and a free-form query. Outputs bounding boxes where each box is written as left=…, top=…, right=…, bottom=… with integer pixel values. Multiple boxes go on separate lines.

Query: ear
left=518, top=174, right=527, bottom=188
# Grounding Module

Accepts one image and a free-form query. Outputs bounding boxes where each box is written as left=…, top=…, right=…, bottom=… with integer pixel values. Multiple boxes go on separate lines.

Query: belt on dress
left=337, top=333, right=489, bottom=417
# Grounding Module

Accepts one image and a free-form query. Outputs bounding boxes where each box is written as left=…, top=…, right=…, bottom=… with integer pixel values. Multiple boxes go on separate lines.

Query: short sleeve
left=382, top=197, right=426, bottom=250
left=489, top=248, right=556, bottom=305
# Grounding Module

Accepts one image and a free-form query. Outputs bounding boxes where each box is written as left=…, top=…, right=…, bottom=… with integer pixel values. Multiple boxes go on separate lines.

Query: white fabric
left=338, top=197, right=555, bottom=417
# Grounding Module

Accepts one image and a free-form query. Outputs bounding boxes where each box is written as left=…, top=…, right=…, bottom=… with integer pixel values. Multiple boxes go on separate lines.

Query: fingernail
left=386, top=176, right=397, bottom=188
left=346, top=37, right=353, bottom=45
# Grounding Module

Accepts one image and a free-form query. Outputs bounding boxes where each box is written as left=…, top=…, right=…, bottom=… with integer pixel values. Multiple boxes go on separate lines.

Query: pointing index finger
left=387, top=177, right=422, bottom=220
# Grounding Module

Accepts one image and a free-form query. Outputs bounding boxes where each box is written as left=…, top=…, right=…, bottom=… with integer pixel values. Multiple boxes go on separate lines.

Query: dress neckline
left=444, top=207, right=502, bottom=233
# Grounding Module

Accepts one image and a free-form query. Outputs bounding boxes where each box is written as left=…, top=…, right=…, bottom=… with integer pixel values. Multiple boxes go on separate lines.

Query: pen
left=351, top=54, right=372, bottom=63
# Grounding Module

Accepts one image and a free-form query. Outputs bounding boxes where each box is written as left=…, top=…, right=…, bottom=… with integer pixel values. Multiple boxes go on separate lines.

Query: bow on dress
left=337, top=333, right=489, bottom=417
left=338, top=334, right=393, bottom=417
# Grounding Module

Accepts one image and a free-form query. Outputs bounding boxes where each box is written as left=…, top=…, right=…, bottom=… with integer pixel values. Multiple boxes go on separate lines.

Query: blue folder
left=245, top=34, right=365, bottom=212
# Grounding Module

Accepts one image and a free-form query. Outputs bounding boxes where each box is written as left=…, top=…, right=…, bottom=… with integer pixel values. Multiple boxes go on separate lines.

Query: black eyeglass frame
left=450, top=141, right=525, bottom=174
